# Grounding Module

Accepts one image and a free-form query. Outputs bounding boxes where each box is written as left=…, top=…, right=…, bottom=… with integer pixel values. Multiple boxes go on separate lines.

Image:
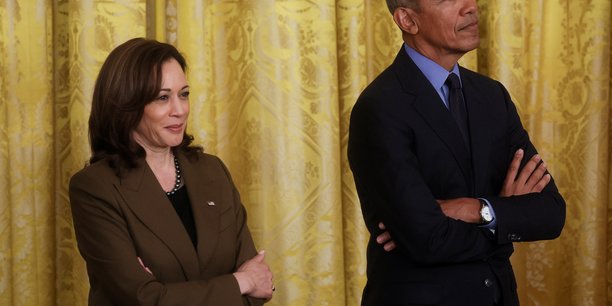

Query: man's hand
left=376, top=222, right=396, bottom=251
left=500, top=148, right=550, bottom=196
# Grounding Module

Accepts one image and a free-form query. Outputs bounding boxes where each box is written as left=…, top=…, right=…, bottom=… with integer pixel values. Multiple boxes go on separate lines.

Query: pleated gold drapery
left=0, top=0, right=610, bottom=305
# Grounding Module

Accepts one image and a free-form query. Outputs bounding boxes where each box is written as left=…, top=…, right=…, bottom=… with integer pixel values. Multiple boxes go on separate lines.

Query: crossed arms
left=376, top=148, right=551, bottom=251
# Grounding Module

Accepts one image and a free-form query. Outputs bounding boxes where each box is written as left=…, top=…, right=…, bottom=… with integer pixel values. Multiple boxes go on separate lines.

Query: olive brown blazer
left=70, top=151, right=264, bottom=306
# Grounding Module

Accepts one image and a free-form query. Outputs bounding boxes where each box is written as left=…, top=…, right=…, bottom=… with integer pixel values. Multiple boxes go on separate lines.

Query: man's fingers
left=377, top=223, right=397, bottom=251
left=515, top=154, right=541, bottom=186
left=532, top=173, right=551, bottom=192
left=376, top=231, right=391, bottom=244
left=383, top=241, right=396, bottom=252
left=500, top=149, right=551, bottom=196
left=524, top=161, right=547, bottom=190
left=503, top=149, right=523, bottom=189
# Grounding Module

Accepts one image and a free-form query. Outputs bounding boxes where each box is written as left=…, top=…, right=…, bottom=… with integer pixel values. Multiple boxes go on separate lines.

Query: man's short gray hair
left=385, top=0, right=419, bottom=14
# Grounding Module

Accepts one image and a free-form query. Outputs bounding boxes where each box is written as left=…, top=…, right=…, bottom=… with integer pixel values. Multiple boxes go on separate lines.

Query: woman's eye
left=157, top=95, right=169, bottom=101
left=181, top=91, right=190, bottom=98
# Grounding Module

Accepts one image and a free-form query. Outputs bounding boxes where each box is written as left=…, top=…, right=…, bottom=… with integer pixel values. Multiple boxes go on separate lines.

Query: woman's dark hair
left=88, top=37, right=201, bottom=173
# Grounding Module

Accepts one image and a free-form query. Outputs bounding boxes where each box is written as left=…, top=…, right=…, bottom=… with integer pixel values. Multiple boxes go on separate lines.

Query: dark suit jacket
left=69, top=150, right=264, bottom=306
left=348, top=47, right=566, bottom=306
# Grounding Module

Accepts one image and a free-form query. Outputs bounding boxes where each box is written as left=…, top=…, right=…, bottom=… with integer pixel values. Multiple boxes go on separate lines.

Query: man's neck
left=404, top=39, right=464, bottom=71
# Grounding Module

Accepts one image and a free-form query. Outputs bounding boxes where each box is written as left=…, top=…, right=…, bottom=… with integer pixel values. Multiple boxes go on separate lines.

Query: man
left=347, top=0, right=566, bottom=305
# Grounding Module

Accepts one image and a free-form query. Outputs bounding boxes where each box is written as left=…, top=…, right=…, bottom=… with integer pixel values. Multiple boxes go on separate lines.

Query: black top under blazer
left=348, top=47, right=566, bottom=306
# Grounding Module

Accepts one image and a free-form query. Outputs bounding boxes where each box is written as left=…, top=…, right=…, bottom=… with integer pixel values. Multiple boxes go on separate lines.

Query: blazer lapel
left=461, top=68, right=494, bottom=194
left=392, top=48, right=473, bottom=186
left=177, top=153, right=222, bottom=272
left=117, top=158, right=200, bottom=280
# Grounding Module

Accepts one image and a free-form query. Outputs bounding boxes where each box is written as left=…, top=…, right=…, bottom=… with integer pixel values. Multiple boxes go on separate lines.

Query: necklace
left=166, top=155, right=182, bottom=196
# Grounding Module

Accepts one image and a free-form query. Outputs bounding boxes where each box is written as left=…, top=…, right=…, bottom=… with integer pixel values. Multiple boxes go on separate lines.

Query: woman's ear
left=392, top=7, right=418, bottom=35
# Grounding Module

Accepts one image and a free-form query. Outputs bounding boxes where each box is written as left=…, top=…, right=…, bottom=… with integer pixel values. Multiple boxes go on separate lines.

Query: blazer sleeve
left=484, top=82, right=566, bottom=244
left=217, top=157, right=267, bottom=306
left=69, top=163, right=265, bottom=306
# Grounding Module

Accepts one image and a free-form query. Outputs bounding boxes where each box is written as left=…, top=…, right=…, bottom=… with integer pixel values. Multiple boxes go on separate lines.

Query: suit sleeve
left=69, top=163, right=265, bottom=306
left=485, top=82, right=566, bottom=244
left=348, top=94, right=499, bottom=265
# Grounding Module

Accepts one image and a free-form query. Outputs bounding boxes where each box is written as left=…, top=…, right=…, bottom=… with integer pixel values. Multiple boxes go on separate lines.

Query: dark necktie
left=446, top=73, right=469, bottom=147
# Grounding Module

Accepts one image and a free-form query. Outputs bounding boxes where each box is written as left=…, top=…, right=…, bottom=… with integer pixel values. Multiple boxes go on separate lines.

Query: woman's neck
left=144, top=148, right=174, bottom=168
left=140, top=145, right=177, bottom=193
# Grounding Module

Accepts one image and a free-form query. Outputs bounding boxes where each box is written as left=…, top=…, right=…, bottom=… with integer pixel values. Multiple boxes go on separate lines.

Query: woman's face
left=133, top=59, right=190, bottom=153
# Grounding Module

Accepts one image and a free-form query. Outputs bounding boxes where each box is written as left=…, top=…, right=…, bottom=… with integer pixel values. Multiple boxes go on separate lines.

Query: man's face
left=412, top=0, right=480, bottom=57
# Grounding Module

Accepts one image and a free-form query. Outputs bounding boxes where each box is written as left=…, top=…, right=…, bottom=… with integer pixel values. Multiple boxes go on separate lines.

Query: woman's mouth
left=166, top=124, right=184, bottom=133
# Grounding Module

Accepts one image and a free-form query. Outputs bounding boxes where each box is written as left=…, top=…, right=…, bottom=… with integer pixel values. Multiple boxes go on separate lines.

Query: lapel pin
left=207, top=201, right=215, bottom=206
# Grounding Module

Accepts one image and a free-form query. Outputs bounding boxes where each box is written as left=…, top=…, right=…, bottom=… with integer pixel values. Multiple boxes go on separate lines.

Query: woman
left=69, top=38, right=273, bottom=305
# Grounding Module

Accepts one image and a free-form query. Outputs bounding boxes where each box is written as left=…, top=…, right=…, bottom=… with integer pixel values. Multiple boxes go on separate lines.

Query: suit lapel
left=412, top=92, right=474, bottom=185
left=117, top=158, right=200, bottom=280
left=392, top=48, right=473, bottom=186
left=178, top=153, right=222, bottom=272
left=461, top=68, right=494, bottom=195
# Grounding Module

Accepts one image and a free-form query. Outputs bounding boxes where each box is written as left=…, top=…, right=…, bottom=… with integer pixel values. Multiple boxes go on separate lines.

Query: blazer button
left=508, top=233, right=522, bottom=241
left=484, top=278, right=494, bottom=288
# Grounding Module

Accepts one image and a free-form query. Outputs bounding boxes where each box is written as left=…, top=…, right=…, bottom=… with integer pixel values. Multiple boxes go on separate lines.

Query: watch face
left=481, top=206, right=493, bottom=222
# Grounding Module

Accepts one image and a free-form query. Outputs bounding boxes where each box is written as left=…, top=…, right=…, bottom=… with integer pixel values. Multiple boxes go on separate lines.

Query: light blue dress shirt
left=403, top=44, right=461, bottom=108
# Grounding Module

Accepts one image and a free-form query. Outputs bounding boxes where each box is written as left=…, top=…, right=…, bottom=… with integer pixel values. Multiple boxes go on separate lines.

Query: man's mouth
left=458, top=19, right=479, bottom=31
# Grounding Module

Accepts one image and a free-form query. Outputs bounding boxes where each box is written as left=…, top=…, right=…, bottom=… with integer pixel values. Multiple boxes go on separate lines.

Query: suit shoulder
left=460, top=67, right=504, bottom=90
left=353, top=68, right=408, bottom=121
left=68, top=159, right=120, bottom=208
left=69, top=159, right=117, bottom=188
left=359, top=65, right=402, bottom=101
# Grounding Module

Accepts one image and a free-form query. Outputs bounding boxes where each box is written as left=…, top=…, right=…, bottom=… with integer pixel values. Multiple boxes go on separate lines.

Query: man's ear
left=392, top=7, right=418, bottom=34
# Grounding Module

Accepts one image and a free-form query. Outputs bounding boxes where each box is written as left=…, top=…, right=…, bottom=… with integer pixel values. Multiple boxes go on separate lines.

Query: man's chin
left=460, top=39, right=480, bottom=53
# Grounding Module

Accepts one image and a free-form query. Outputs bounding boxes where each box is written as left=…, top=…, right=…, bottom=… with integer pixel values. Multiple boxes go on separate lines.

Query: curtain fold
left=0, top=0, right=610, bottom=305
left=0, top=2, right=55, bottom=305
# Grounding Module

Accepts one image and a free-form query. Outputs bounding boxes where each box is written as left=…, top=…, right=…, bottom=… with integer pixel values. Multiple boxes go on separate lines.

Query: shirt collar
left=404, top=44, right=462, bottom=89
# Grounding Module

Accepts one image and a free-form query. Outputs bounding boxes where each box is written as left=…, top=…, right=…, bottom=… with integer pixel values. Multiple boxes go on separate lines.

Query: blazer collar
left=391, top=48, right=474, bottom=188
left=117, top=151, right=223, bottom=280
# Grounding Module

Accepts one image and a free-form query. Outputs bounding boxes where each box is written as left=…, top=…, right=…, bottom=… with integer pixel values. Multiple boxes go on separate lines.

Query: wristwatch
left=479, top=199, right=493, bottom=225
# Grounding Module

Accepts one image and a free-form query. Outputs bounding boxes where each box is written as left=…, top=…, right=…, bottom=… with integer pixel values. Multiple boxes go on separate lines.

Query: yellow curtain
left=0, top=0, right=609, bottom=305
